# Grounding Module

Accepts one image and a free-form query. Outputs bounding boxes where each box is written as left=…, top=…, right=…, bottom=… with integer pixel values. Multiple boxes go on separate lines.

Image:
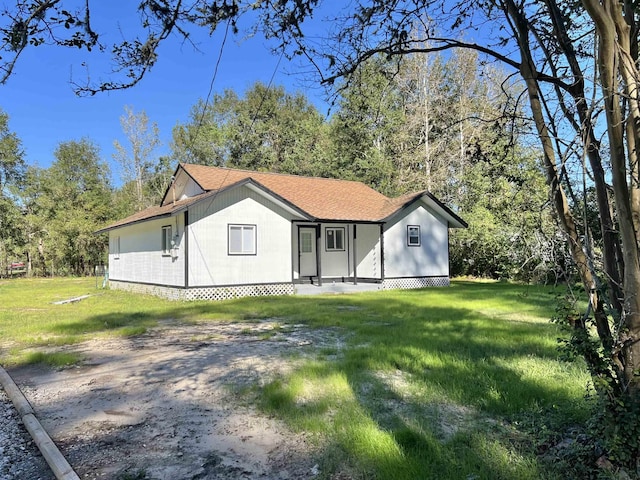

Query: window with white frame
left=114, top=236, right=120, bottom=259
left=325, top=227, right=345, bottom=251
left=228, top=224, right=256, bottom=255
left=162, top=225, right=172, bottom=255
left=407, top=225, right=421, bottom=246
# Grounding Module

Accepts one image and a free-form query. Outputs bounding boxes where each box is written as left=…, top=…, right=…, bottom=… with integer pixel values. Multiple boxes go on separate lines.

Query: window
left=162, top=225, right=172, bottom=255
left=114, top=236, right=120, bottom=259
left=325, top=227, right=345, bottom=251
left=300, top=231, right=313, bottom=253
left=228, top=224, right=256, bottom=255
left=407, top=225, right=421, bottom=246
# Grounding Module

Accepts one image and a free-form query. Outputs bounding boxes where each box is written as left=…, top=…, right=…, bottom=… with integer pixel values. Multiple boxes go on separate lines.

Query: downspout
left=316, top=225, right=322, bottom=286
left=380, top=224, right=385, bottom=282
left=353, top=224, right=358, bottom=285
left=295, top=226, right=300, bottom=284
left=184, top=211, right=189, bottom=288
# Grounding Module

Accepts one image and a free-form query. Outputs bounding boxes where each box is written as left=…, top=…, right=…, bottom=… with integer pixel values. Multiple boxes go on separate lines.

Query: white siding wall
left=320, top=224, right=350, bottom=278
left=165, top=168, right=204, bottom=203
left=353, top=224, right=382, bottom=279
left=181, top=179, right=204, bottom=199
left=188, top=186, right=293, bottom=286
left=292, top=223, right=383, bottom=280
left=383, top=203, right=449, bottom=278
left=108, top=215, right=186, bottom=286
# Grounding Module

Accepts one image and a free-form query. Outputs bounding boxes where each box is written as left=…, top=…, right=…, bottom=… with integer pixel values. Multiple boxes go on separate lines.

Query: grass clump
left=21, top=351, right=83, bottom=368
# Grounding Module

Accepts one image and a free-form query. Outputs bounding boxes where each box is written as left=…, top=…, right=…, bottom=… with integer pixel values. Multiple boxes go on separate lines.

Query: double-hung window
left=162, top=226, right=172, bottom=255
left=325, top=227, right=345, bottom=251
left=407, top=225, right=421, bottom=246
left=228, top=224, right=256, bottom=255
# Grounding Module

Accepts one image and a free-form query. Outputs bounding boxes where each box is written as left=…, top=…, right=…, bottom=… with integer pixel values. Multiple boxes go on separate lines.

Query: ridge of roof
left=179, top=163, right=393, bottom=221
left=180, top=162, right=376, bottom=187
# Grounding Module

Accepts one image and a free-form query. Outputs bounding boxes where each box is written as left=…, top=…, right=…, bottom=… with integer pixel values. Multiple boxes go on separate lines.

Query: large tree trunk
left=582, top=0, right=640, bottom=391
left=542, top=0, right=625, bottom=333
left=504, top=0, right=619, bottom=380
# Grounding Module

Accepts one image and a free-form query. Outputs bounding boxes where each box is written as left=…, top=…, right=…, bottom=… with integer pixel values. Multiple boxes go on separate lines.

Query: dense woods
left=1, top=54, right=558, bottom=282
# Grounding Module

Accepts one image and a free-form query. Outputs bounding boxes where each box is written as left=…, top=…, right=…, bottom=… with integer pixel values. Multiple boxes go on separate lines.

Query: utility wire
left=249, top=48, right=285, bottom=131
left=185, top=19, right=231, bottom=164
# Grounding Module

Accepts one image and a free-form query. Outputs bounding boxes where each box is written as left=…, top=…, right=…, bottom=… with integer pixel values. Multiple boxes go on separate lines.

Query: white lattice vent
left=184, top=283, right=294, bottom=301
left=109, top=280, right=294, bottom=301
left=382, top=276, right=450, bottom=290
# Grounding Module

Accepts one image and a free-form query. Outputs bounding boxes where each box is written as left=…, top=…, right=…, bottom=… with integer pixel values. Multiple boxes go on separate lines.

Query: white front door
left=299, top=227, right=317, bottom=277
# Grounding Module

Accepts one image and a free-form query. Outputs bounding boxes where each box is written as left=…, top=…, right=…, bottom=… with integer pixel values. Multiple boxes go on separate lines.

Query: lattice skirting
left=382, top=276, right=450, bottom=290
left=184, top=283, right=294, bottom=301
left=109, top=280, right=295, bottom=301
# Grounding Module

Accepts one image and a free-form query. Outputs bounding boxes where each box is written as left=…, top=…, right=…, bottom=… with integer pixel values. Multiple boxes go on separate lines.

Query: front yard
left=0, top=277, right=590, bottom=479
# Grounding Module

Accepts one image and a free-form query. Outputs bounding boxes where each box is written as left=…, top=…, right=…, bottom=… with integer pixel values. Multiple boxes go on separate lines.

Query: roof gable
left=179, top=163, right=393, bottom=222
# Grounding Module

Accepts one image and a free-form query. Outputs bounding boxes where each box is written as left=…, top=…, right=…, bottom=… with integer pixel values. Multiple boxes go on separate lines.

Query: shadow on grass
left=41, top=282, right=581, bottom=479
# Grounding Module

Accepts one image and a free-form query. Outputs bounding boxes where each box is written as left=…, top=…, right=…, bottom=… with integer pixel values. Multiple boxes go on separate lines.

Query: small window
left=326, top=227, right=345, bottom=251
left=114, top=236, right=120, bottom=259
left=162, top=225, right=172, bottom=255
left=407, top=225, right=421, bottom=246
left=229, top=224, right=256, bottom=255
left=300, top=231, right=313, bottom=253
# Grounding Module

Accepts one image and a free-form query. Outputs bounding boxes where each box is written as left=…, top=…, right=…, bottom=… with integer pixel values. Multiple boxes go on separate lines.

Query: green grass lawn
left=0, top=277, right=591, bottom=479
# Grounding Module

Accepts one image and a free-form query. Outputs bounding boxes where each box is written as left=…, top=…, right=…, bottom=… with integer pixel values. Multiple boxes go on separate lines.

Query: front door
left=299, top=227, right=317, bottom=277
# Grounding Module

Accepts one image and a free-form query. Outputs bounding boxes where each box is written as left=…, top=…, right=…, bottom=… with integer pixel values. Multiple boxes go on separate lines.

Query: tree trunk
left=505, top=0, right=617, bottom=368
left=542, top=0, right=624, bottom=331
left=582, top=0, right=640, bottom=391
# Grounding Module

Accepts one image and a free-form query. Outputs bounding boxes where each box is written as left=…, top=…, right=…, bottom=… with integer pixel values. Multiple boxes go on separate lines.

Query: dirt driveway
left=9, top=320, right=341, bottom=480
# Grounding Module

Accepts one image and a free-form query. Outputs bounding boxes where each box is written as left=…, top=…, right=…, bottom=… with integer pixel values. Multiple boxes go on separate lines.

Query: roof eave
left=94, top=208, right=184, bottom=234
left=421, top=192, right=468, bottom=228
left=242, top=178, right=313, bottom=220
left=380, top=192, right=468, bottom=228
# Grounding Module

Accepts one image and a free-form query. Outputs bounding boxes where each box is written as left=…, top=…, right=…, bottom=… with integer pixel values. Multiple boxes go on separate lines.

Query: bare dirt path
left=7, top=320, right=341, bottom=480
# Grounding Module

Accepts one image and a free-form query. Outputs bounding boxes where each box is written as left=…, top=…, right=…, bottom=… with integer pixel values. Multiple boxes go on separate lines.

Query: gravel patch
left=0, top=388, right=54, bottom=480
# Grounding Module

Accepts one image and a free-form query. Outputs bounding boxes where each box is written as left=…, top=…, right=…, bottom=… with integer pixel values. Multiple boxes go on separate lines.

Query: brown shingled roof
left=98, top=164, right=466, bottom=233
left=179, top=163, right=405, bottom=221
left=95, top=194, right=202, bottom=233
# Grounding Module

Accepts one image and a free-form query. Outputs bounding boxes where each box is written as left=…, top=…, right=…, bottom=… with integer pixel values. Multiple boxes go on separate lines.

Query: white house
left=97, top=163, right=467, bottom=300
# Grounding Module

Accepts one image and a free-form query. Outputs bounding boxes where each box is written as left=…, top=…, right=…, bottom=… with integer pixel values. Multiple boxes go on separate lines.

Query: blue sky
left=1, top=3, right=329, bottom=185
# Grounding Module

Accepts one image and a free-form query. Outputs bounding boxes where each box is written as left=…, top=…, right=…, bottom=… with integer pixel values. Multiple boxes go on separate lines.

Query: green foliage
left=21, top=139, right=112, bottom=276
left=332, top=52, right=559, bottom=281
left=171, top=82, right=331, bottom=177
left=550, top=289, right=640, bottom=476
left=591, top=391, right=640, bottom=474
left=112, top=106, right=162, bottom=211
left=0, top=110, right=24, bottom=190
left=328, top=57, right=401, bottom=194
left=450, top=145, right=560, bottom=281
left=0, top=110, right=26, bottom=275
